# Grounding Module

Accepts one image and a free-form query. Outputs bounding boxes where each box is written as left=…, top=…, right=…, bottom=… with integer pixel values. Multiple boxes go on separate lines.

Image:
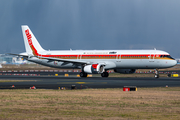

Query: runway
left=0, top=75, right=180, bottom=89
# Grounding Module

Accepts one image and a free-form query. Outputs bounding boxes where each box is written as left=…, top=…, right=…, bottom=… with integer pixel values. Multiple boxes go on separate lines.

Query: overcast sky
left=0, top=0, right=180, bottom=57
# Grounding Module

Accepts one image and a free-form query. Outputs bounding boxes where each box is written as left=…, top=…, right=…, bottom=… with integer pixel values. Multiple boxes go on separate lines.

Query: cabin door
left=116, top=54, right=121, bottom=62
left=149, top=52, right=155, bottom=62
left=77, top=55, right=82, bottom=60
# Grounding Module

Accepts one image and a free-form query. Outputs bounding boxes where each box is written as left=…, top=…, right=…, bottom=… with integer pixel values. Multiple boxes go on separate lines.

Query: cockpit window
left=160, top=55, right=175, bottom=60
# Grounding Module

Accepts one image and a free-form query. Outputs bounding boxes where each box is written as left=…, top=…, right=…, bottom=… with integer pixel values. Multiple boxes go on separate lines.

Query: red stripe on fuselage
left=29, top=46, right=169, bottom=60
left=41, top=54, right=153, bottom=57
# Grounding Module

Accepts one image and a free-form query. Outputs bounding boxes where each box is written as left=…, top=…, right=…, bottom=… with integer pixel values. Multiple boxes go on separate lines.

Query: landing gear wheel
left=101, top=72, right=109, bottom=77
left=155, top=74, right=159, bottom=78
left=154, top=69, right=159, bottom=78
left=80, top=72, right=87, bottom=77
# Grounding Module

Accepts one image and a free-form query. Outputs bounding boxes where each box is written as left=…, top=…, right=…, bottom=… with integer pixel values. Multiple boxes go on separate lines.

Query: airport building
left=0, top=54, right=13, bottom=64
left=0, top=54, right=28, bottom=64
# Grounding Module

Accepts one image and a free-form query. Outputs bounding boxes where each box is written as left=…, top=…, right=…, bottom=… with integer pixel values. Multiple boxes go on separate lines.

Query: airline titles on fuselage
left=84, top=52, right=109, bottom=54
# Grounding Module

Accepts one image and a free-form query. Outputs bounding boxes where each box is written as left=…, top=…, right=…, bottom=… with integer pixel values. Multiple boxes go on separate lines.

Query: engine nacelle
left=114, top=69, right=136, bottom=74
left=83, top=64, right=105, bottom=74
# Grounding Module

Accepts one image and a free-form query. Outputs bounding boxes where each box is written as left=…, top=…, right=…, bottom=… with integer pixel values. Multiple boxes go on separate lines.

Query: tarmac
left=0, top=75, right=180, bottom=89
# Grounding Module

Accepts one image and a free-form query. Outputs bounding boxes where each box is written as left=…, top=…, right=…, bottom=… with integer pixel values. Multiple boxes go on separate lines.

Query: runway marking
left=76, top=82, right=85, bottom=84
left=57, top=82, right=107, bottom=84
left=0, top=80, right=38, bottom=83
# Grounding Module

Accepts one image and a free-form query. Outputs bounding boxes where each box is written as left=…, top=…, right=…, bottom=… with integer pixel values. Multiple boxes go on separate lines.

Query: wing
left=37, top=56, right=89, bottom=65
left=8, top=53, right=89, bottom=65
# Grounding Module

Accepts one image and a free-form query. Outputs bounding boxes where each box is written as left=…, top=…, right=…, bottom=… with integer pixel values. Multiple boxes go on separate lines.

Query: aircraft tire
left=80, top=72, right=87, bottom=77
left=101, top=72, right=109, bottom=77
left=155, top=74, right=159, bottom=78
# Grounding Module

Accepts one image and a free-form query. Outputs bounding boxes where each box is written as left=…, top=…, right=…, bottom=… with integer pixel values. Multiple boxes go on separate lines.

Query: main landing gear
left=101, top=72, right=109, bottom=77
left=79, top=72, right=109, bottom=77
left=154, top=69, right=159, bottom=78
left=80, top=72, right=87, bottom=77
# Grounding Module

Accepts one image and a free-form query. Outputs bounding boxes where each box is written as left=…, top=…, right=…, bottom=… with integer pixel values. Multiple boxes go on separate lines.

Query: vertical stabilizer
left=21, top=25, right=45, bottom=56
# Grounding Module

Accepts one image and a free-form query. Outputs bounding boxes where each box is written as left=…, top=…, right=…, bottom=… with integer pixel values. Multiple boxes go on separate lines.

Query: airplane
left=9, top=25, right=177, bottom=78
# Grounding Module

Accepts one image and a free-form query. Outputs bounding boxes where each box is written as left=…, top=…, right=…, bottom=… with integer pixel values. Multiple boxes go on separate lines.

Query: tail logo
left=25, top=29, right=32, bottom=45
left=25, top=29, right=38, bottom=56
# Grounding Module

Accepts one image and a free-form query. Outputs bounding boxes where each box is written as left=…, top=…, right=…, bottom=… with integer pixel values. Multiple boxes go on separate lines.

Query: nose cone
left=170, top=60, right=177, bottom=67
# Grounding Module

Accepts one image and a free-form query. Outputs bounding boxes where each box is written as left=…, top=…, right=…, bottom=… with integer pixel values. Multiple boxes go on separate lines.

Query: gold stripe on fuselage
left=39, top=56, right=173, bottom=60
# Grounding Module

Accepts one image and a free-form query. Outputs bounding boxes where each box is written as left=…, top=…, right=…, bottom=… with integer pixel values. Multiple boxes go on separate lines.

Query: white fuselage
left=26, top=49, right=177, bottom=70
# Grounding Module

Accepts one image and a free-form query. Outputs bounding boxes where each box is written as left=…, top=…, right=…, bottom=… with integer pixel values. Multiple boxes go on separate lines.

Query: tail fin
left=21, top=25, right=45, bottom=56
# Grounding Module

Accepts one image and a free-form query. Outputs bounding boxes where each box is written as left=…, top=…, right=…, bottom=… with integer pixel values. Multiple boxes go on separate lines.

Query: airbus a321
left=10, top=25, right=177, bottom=78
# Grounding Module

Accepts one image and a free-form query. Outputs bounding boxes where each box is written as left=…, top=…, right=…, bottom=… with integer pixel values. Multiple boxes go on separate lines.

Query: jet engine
left=114, top=69, right=136, bottom=74
left=83, top=64, right=105, bottom=74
